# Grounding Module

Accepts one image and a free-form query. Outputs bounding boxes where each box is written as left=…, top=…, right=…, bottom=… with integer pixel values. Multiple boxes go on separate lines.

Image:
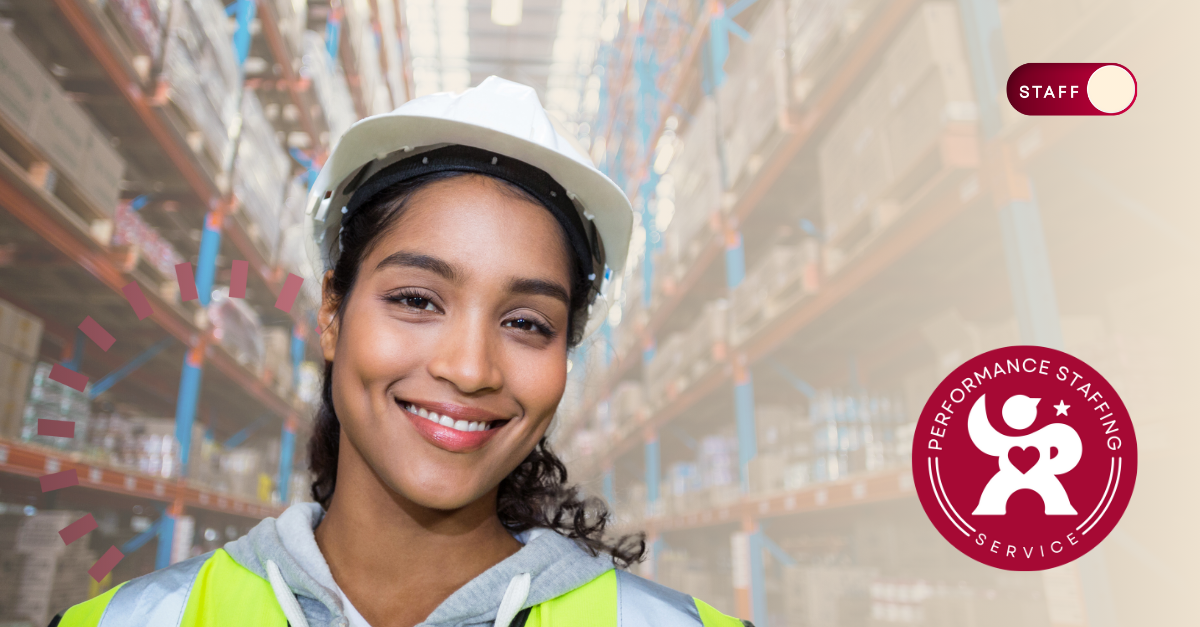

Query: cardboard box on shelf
left=0, top=25, right=56, bottom=132
left=234, top=90, right=291, bottom=260
left=877, top=1, right=973, bottom=116
left=885, top=71, right=974, bottom=190
left=28, top=82, right=94, bottom=186
left=717, top=0, right=788, bottom=189
left=818, top=70, right=892, bottom=240
left=666, top=97, right=721, bottom=253
left=79, top=127, right=126, bottom=215
left=818, top=2, right=974, bottom=247
left=0, top=26, right=124, bottom=218
left=0, top=299, right=45, bottom=362
left=1, top=511, right=96, bottom=624
left=0, top=298, right=41, bottom=439
left=786, top=0, right=885, bottom=104
left=159, top=0, right=242, bottom=171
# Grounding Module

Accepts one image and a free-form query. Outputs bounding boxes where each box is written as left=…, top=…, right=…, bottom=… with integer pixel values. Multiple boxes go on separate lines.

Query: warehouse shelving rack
left=0, top=142, right=295, bottom=420
left=575, top=148, right=979, bottom=473
left=566, top=0, right=923, bottom=443
left=0, top=0, right=410, bottom=579
left=48, top=0, right=292, bottom=304
left=0, top=437, right=284, bottom=520
left=567, top=0, right=1093, bottom=624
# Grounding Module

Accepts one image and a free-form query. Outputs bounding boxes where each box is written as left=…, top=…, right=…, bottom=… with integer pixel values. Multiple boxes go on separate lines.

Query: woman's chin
left=384, top=466, right=492, bottom=512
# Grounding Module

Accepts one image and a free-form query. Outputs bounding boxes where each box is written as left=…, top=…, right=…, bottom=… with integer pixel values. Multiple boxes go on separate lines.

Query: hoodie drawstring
left=267, top=559, right=312, bottom=627
left=494, top=572, right=531, bottom=627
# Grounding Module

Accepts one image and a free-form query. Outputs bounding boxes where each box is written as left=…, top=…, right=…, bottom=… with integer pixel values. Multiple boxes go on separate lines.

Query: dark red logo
left=1007, top=63, right=1137, bottom=115
left=912, top=346, right=1137, bottom=571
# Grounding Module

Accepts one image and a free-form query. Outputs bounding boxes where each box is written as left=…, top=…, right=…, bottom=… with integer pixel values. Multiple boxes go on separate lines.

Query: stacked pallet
left=0, top=27, right=125, bottom=214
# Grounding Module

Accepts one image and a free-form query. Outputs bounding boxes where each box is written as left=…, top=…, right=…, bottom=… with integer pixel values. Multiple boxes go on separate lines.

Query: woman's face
left=319, top=174, right=573, bottom=511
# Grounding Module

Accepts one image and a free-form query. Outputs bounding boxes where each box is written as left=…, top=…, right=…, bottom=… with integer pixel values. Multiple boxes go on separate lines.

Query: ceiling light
left=492, top=0, right=523, bottom=26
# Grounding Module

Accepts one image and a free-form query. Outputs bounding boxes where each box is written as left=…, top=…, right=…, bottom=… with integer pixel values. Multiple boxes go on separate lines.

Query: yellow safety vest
left=57, top=549, right=749, bottom=627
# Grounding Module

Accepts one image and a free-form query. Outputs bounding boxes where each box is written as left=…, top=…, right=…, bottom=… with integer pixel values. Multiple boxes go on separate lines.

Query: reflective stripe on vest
left=527, top=569, right=747, bottom=627
left=96, top=552, right=212, bottom=627
left=61, top=549, right=748, bottom=627
left=616, top=570, right=702, bottom=626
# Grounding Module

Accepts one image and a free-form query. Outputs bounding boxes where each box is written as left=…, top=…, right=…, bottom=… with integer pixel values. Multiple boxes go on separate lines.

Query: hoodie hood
left=223, top=502, right=615, bottom=627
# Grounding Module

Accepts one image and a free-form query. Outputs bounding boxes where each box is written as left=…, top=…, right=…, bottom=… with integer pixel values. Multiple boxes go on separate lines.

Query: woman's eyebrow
left=507, top=277, right=570, bottom=307
left=375, top=251, right=462, bottom=281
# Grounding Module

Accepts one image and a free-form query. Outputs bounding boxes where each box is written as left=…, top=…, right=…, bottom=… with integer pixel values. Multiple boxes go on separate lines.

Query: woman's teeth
left=400, top=402, right=494, bottom=432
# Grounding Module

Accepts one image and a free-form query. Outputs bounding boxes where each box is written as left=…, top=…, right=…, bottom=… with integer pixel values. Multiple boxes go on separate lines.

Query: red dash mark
left=60, top=513, right=98, bottom=546
left=175, top=262, right=199, bottom=302
left=40, top=469, right=78, bottom=492
left=78, top=316, right=115, bottom=351
left=89, top=546, right=124, bottom=582
left=275, top=273, right=303, bottom=313
left=37, top=419, right=75, bottom=438
left=49, top=364, right=88, bottom=392
left=229, top=260, right=249, bottom=298
left=121, top=281, right=153, bottom=320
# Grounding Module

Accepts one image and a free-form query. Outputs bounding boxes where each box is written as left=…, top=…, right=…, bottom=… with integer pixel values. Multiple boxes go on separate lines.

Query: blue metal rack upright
left=957, top=0, right=1115, bottom=625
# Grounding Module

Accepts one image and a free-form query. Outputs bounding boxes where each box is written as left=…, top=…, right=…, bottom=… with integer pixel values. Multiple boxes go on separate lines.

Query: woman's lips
left=398, top=399, right=509, bottom=453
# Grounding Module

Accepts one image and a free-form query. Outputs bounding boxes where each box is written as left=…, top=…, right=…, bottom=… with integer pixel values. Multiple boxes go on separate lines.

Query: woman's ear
left=318, top=270, right=340, bottom=362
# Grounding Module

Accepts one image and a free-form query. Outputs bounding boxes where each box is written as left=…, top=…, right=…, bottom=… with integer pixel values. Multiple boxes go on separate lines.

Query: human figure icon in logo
left=968, top=394, right=1083, bottom=515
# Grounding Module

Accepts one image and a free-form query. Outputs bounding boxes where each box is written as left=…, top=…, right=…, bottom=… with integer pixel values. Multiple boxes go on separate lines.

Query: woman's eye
left=403, top=297, right=436, bottom=311
left=504, top=317, right=545, bottom=334
left=387, top=292, right=438, bottom=311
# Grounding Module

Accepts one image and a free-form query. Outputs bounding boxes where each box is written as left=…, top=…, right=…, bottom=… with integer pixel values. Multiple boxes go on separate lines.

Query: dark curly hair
left=307, top=168, right=645, bottom=568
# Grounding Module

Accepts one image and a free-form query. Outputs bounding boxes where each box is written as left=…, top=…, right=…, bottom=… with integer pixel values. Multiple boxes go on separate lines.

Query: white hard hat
left=305, top=76, right=633, bottom=339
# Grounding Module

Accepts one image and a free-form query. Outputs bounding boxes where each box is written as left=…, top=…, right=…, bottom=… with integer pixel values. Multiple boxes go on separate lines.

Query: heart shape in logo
left=1008, top=446, right=1040, bottom=474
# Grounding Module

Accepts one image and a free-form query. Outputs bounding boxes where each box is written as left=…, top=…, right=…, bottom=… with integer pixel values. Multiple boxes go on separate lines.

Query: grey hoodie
left=223, top=503, right=615, bottom=627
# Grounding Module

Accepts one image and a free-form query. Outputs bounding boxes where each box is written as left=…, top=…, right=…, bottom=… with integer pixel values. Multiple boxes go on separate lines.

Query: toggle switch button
left=1007, top=63, right=1137, bottom=116
left=1087, top=65, right=1137, bottom=114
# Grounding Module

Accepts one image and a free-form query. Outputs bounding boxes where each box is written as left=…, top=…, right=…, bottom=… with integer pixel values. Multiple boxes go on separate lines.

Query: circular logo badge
left=912, top=346, right=1137, bottom=571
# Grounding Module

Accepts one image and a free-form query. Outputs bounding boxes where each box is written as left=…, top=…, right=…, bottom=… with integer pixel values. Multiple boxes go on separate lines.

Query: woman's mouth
left=397, top=399, right=512, bottom=453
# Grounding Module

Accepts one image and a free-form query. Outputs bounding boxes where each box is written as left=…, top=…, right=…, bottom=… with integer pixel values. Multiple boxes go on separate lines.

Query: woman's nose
left=426, top=311, right=504, bottom=394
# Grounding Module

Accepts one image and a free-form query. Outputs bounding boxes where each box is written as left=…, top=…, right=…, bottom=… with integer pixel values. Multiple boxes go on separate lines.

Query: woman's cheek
left=356, top=308, right=432, bottom=375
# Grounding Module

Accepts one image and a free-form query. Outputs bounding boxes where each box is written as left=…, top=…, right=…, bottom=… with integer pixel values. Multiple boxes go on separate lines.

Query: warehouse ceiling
left=403, top=0, right=615, bottom=124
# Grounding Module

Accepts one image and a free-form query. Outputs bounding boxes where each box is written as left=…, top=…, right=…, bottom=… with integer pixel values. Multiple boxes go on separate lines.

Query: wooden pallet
left=0, top=109, right=115, bottom=228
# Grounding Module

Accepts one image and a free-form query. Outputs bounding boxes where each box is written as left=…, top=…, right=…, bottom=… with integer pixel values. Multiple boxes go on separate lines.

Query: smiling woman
left=54, top=77, right=750, bottom=627
left=310, top=168, right=635, bottom=560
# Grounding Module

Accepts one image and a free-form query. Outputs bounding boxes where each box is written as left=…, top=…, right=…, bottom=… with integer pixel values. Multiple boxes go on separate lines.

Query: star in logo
left=1054, top=400, right=1070, bottom=416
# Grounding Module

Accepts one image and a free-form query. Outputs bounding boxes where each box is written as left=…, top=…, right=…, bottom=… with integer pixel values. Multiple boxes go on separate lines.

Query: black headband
left=341, top=144, right=603, bottom=298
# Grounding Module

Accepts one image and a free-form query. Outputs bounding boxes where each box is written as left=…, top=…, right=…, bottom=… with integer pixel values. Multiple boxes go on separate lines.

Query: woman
left=56, top=78, right=748, bottom=627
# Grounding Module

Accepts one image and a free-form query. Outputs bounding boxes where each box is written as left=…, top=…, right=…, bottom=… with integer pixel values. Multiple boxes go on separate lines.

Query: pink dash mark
left=78, top=316, right=115, bottom=351
left=89, top=546, right=124, bottom=582
left=40, top=469, right=78, bottom=492
left=37, top=419, right=75, bottom=438
left=175, top=262, right=199, bottom=302
left=49, top=364, right=88, bottom=392
left=275, top=273, right=303, bottom=313
left=229, top=260, right=248, bottom=298
left=121, top=281, right=153, bottom=320
left=59, top=513, right=98, bottom=546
